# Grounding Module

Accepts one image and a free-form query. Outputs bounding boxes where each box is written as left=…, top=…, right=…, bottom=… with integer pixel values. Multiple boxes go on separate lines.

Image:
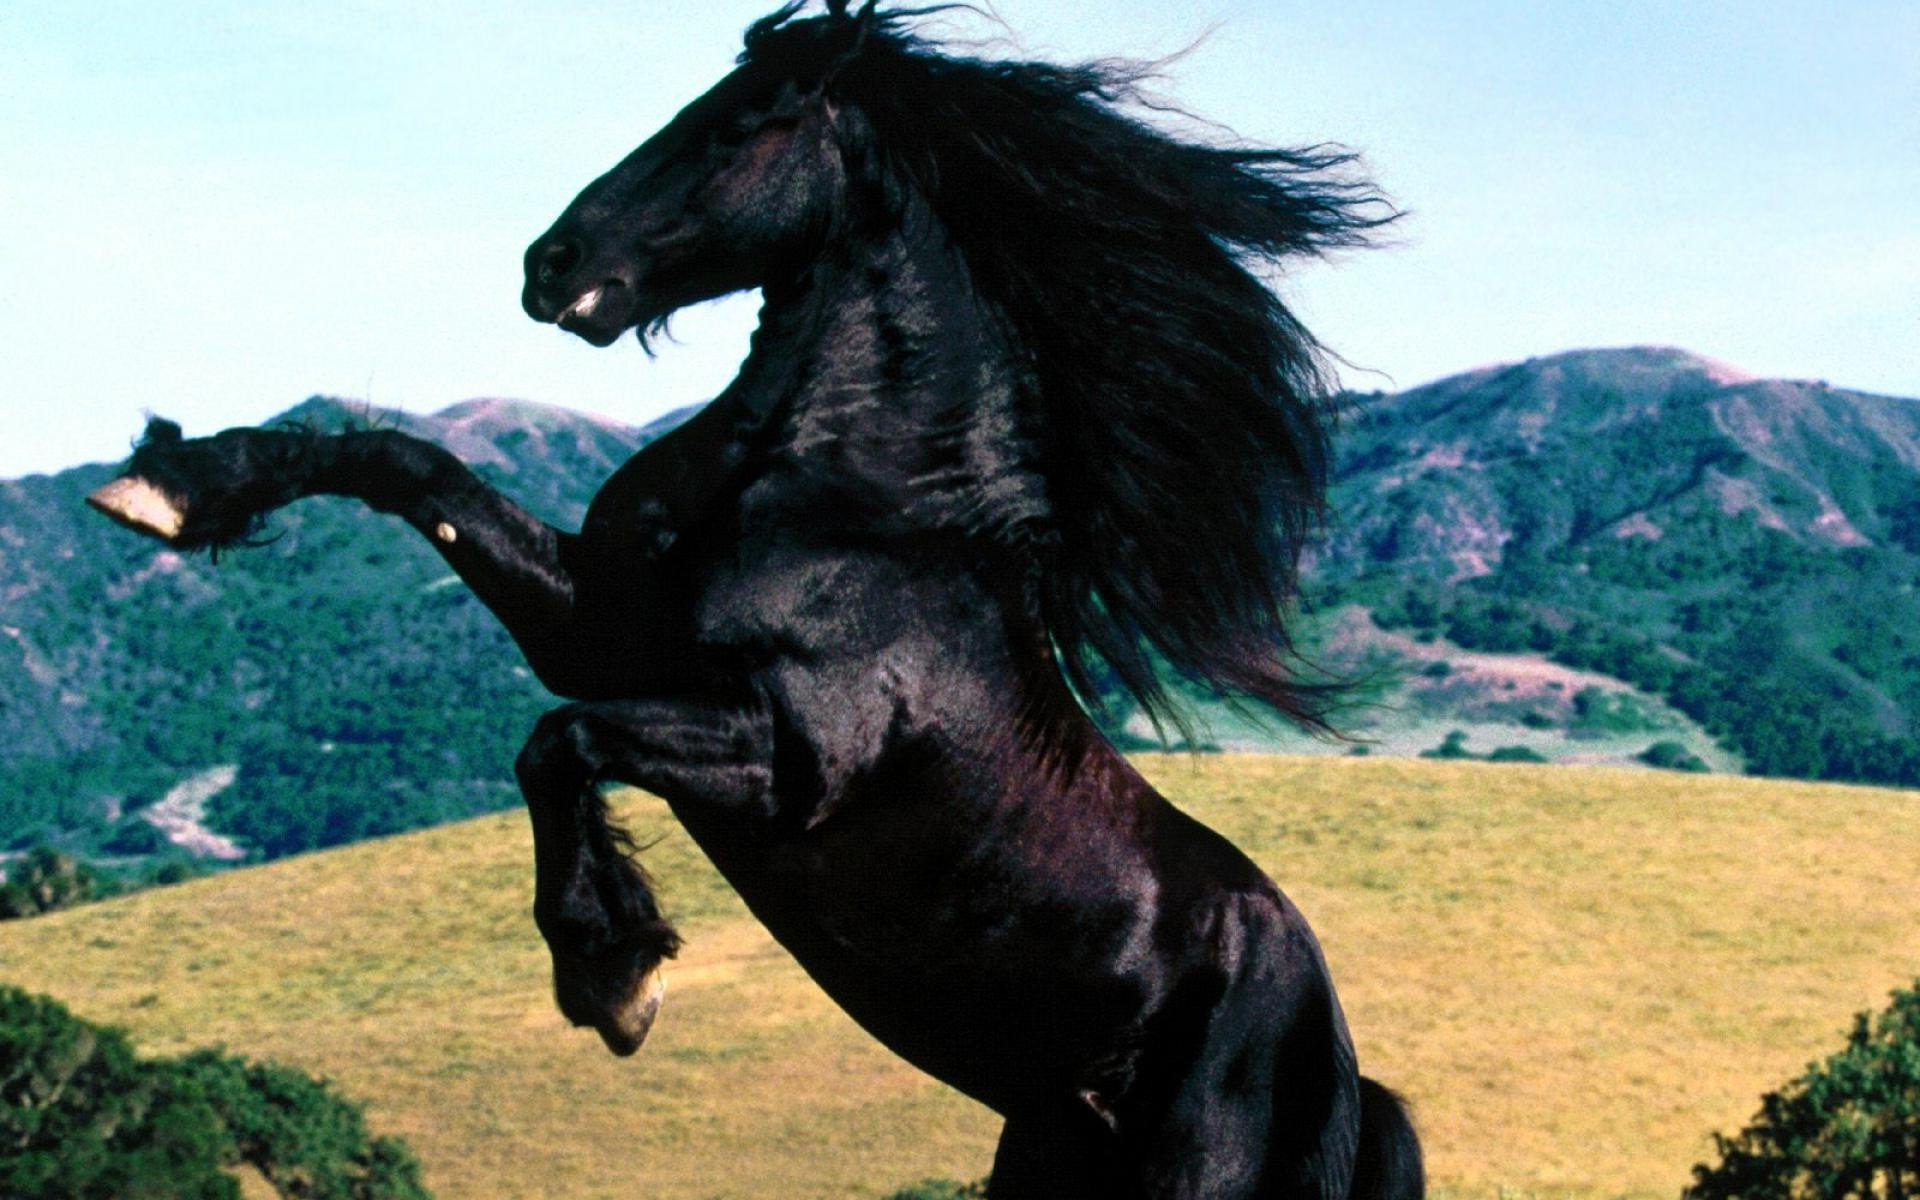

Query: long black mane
left=744, top=3, right=1395, bottom=734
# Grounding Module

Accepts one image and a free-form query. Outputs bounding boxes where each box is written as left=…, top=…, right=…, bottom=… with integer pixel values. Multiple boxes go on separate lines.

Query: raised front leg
left=89, top=399, right=775, bottom=680
left=514, top=693, right=773, bottom=1055
left=88, top=418, right=577, bottom=641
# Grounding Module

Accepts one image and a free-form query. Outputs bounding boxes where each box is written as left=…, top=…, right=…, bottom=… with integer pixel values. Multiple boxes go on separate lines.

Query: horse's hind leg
left=514, top=695, right=773, bottom=1055
left=986, top=1108, right=1135, bottom=1200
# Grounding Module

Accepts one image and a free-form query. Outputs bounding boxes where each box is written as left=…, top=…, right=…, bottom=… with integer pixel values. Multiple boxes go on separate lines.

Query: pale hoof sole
left=88, top=476, right=186, bottom=541
left=598, top=968, right=666, bottom=1057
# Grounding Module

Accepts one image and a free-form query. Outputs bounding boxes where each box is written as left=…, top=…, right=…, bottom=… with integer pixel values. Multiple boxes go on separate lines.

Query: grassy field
left=2, top=756, right=1917, bottom=1199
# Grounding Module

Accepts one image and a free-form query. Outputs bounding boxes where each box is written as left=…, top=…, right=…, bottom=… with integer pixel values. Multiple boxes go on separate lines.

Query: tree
left=0, top=987, right=233, bottom=1199
left=0, top=987, right=430, bottom=1199
left=172, top=1051, right=429, bottom=1199
left=0, top=847, right=104, bottom=920
left=1687, top=979, right=1920, bottom=1200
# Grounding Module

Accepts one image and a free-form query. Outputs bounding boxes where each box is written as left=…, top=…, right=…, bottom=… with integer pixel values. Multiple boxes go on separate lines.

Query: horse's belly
left=679, top=806, right=1167, bottom=1114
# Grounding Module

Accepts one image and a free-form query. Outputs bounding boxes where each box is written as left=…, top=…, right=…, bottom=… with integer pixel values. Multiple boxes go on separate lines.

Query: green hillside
left=5, top=346, right=1918, bottom=879
left=0, top=398, right=650, bottom=867
left=3, top=756, right=1915, bottom=1199
left=1311, top=347, right=1920, bottom=786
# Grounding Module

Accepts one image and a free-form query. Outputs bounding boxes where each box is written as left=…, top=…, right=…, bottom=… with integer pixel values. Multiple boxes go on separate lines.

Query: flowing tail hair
left=1351, top=1077, right=1423, bottom=1200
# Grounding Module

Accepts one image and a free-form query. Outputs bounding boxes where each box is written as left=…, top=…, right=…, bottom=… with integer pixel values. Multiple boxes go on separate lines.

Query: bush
left=0, top=987, right=234, bottom=1199
left=1420, top=730, right=1474, bottom=760
left=887, top=1182, right=988, bottom=1200
left=0, top=847, right=105, bottom=920
left=102, top=818, right=174, bottom=858
left=1687, top=979, right=1920, bottom=1200
left=1486, top=746, right=1550, bottom=764
left=1640, top=740, right=1710, bottom=773
left=172, top=1052, right=430, bottom=1199
left=0, top=986, right=430, bottom=1199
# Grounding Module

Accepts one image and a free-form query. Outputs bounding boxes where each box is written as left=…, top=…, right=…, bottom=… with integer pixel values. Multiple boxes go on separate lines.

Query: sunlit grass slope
left=2, top=756, right=1916, bottom=1199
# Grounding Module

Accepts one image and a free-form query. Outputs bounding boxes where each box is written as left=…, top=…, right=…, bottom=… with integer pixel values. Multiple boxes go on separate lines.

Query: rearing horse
left=89, top=4, right=1420, bottom=1196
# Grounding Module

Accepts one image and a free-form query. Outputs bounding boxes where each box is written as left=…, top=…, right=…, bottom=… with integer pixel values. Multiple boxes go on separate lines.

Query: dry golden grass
left=2, top=756, right=1916, bottom=1199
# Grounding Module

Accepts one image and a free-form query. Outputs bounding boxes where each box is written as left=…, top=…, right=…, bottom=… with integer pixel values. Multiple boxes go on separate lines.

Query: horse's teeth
left=570, top=288, right=602, bottom=319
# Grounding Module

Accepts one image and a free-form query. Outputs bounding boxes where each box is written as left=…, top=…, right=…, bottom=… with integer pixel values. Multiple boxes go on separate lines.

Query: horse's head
left=522, top=5, right=874, bottom=346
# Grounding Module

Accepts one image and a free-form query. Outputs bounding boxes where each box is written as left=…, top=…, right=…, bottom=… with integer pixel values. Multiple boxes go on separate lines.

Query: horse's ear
left=140, top=417, right=184, bottom=447
left=852, top=2, right=879, bottom=46
left=818, top=0, right=878, bottom=88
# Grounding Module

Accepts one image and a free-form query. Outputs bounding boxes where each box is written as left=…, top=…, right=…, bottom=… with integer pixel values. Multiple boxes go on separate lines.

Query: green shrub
left=172, top=1051, right=430, bottom=1199
left=0, top=987, right=234, bottom=1199
left=1420, top=730, right=1474, bottom=760
left=1687, top=979, right=1920, bottom=1200
left=0, top=847, right=104, bottom=920
left=886, top=1181, right=987, bottom=1200
left=1487, top=746, right=1550, bottom=764
left=1640, top=740, right=1710, bottom=773
left=0, top=986, right=430, bottom=1199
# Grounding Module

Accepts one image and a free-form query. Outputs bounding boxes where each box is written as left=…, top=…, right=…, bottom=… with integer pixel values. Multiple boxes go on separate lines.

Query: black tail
left=1350, top=1077, right=1423, bottom=1200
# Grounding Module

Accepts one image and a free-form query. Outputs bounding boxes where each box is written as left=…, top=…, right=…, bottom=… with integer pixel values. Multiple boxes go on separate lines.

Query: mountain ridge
left=0, top=398, right=651, bottom=866
left=2, top=345, right=1914, bottom=871
left=1310, top=345, right=1920, bottom=781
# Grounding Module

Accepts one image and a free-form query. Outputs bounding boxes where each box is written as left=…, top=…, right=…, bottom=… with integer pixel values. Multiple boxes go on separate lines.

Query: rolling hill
left=2, top=346, right=1917, bottom=871
left=2, top=756, right=1916, bottom=1198
left=1308, top=346, right=1920, bottom=784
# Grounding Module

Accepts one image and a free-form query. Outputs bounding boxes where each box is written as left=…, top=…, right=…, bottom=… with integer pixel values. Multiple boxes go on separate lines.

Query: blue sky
left=4, top=1, right=1916, bottom=478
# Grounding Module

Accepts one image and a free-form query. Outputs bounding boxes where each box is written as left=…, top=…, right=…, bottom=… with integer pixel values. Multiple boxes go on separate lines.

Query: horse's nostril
left=535, top=238, right=586, bottom=287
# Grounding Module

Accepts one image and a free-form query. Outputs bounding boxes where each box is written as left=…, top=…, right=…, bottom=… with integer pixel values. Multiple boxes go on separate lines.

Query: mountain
left=1306, top=346, right=1920, bottom=783
left=0, top=398, right=650, bottom=865
left=2, top=347, right=1916, bottom=873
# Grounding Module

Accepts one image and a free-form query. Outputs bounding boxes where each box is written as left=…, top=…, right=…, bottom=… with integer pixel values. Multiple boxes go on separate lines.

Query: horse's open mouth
left=555, top=281, right=634, bottom=347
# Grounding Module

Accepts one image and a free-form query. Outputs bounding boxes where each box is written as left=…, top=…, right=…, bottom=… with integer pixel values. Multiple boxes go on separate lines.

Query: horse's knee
left=514, top=704, right=597, bottom=792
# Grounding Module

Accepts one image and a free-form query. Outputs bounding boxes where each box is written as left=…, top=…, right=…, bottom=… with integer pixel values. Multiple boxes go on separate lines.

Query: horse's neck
left=750, top=217, right=1049, bottom=543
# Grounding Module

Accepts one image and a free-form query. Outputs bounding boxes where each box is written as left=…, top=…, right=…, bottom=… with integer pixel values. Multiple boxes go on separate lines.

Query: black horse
left=89, top=3, right=1420, bottom=1195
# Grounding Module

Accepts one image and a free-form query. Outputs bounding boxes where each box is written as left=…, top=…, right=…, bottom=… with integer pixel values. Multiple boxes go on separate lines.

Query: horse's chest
left=692, top=541, right=863, bottom=645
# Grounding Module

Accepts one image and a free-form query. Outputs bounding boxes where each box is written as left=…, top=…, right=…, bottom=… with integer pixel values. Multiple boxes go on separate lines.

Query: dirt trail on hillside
left=142, top=766, right=246, bottom=860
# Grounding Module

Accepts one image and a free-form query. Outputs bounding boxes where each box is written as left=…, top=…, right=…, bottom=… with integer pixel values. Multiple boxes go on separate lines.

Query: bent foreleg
left=515, top=694, right=773, bottom=1055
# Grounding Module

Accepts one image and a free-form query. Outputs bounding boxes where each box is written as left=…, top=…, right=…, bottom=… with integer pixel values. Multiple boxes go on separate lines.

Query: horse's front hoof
left=87, top=475, right=187, bottom=542
left=596, top=967, right=666, bottom=1057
